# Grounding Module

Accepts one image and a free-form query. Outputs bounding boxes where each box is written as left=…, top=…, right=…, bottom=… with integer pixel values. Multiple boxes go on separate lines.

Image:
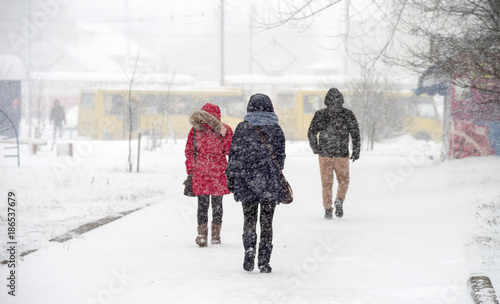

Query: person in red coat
left=185, top=103, right=233, bottom=247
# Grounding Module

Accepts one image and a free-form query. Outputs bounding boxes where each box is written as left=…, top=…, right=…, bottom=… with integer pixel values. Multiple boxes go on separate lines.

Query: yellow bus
left=273, top=88, right=442, bottom=142
left=399, top=93, right=442, bottom=142
left=78, top=87, right=247, bottom=140
left=274, top=88, right=328, bottom=140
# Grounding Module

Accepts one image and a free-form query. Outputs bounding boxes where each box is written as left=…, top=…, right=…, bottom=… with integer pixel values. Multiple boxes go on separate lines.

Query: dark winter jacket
left=308, top=88, right=361, bottom=158
left=50, top=102, right=66, bottom=125
left=226, top=94, right=286, bottom=203
left=185, top=103, right=233, bottom=196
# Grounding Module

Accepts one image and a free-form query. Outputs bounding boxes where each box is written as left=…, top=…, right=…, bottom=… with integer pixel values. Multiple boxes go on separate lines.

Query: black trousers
left=242, top=202, right=276, bottom=249
left=197, top=195, right=223, bottom=225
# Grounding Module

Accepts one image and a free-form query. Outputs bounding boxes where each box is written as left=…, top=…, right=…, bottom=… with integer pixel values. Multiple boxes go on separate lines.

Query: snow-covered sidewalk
left=1, top=137, right=499, bottom=303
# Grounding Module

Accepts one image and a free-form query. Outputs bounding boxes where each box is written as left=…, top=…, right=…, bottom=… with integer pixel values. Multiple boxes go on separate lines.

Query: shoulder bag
left=254, top=126, right=293, bottom=204
left=183, top=129, right=197, bottom=197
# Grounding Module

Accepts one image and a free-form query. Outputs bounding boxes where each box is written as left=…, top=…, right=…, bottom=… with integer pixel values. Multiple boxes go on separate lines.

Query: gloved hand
left=227, top=176, right=235, bottom=193
left=350, top=153, right=359, bottom=162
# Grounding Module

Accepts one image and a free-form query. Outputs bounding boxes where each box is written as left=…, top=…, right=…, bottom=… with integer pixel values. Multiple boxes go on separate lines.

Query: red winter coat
left=185, top=103, right=233, bottom=196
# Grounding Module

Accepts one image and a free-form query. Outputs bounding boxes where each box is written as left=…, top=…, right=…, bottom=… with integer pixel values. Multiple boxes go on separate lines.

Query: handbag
left=183, top=129, right=197, bottom=197
left=254, top=126, right=293, bottom=204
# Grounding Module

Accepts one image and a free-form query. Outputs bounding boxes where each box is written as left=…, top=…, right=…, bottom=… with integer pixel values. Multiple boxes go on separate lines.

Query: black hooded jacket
left=308, top=88, right=360, bottom=158
left=226, top=93, right=286, bottom=203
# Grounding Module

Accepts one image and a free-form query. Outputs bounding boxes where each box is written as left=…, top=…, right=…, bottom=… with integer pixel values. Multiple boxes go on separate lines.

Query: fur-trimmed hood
left=190, top=103, right=227, bottom=136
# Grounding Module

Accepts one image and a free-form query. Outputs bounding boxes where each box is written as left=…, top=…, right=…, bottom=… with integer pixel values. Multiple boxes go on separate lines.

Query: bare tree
left=395, top=0, right=500, bottom=92
left=258, top=0, right=500, bottom=90
left=31, top=75, right=45, bottom=142
left=164, top=68, right=177, bottom=144
left=256, top=0, right=344, bottom=29
left=257, top=0, right=406, bottom=71
left=125, top=51, right=141, bottom=173
left=346, top=70, right=402, bottom=150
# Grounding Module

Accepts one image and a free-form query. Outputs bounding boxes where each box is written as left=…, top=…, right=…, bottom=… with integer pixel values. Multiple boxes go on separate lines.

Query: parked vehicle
left=401, top=92, right=442, bottom=142
left=77, top=87, right=246, bottom=140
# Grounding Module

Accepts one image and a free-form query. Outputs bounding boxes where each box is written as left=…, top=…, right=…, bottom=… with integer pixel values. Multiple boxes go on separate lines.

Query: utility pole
left=126, top=0, right=131, bottom=72
left=27, top=0, right=32, bottom=138
left=220, top=0, right=225, bottom=86
left=343, top=0, right=349, bottom=76
left=249, top=2, right=254, bottom=75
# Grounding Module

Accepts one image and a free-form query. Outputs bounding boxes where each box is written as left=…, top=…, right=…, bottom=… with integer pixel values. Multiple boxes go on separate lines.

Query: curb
left=1, top=205, right=149, bottom=265
left=468, top=275, right=499, bottom=304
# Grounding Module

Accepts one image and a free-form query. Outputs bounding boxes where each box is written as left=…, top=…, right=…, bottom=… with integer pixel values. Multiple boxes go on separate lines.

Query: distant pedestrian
left=226, top=93, right=286, bottom=273
left=185, top=103, right=233, bottom=247
left=308, top=88, right=360, bottom=219
left=49, top=99, right=66, bottom=140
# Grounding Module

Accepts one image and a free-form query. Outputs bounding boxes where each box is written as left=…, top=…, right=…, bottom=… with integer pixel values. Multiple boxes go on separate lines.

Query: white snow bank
left=0, top=135, right=498, bottom=303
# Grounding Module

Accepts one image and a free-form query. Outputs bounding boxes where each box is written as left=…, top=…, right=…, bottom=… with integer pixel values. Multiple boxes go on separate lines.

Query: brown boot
left=211, top=222, right=222, bottom=244
left=195, top=225, right=208, bottom=247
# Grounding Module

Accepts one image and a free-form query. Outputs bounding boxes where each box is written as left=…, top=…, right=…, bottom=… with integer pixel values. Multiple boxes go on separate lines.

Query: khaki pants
left=319, top=156, right=350, bottom=210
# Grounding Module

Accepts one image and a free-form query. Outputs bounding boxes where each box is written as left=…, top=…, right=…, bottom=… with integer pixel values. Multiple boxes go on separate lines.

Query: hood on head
left=190, top=103, right=226, bottom=136
left=201, top=103, right=221, bottom=121
left=247, top=93, right=274, bottom=113
left=324, top=88, right=344, bottom=108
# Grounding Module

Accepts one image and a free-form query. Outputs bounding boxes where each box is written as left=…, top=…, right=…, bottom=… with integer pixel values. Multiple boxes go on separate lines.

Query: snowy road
left=1, top=137, right=499, bottom=303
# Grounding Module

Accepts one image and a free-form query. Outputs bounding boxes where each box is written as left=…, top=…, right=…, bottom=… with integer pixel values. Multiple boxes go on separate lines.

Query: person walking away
left=226, top=93, right=286, bottom=273
left=50, top=99, right=66, bottom=141
left=308, top=88, right=360, bottom=219
left=185, top=103, right=233, bottom=247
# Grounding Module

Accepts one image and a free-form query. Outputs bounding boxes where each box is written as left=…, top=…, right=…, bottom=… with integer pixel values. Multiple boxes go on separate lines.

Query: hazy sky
left=0, top=0, right=355, bottom=79
left=0, top=0, right=414, bottom=85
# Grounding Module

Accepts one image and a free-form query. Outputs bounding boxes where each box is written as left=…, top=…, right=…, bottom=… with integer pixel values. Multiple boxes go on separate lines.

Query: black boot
left=334, top=198, right=343, bottom=218
left=242, top=232, right=257, bottom=272
left=243, top=248, right=256, bottom=272
left=258, top=243, right=273, bottom=273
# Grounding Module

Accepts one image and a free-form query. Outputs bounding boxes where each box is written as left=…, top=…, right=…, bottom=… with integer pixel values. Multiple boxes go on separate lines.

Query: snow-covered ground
left=0, top=132, right=499, bottom=303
